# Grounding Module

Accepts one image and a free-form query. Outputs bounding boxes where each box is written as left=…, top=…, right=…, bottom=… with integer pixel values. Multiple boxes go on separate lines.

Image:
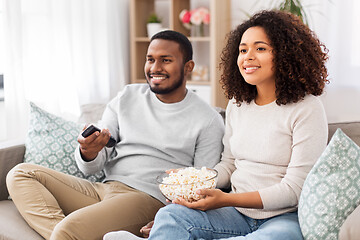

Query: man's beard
left=146, top=70, right=185, bottom=95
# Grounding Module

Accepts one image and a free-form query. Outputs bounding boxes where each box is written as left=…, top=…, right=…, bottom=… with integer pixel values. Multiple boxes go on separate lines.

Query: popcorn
left=158, top=167, right=217, bottom=202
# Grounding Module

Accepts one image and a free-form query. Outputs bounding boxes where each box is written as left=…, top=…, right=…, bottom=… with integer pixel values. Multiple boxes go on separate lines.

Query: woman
left=105, top=10, right=329, bottom=240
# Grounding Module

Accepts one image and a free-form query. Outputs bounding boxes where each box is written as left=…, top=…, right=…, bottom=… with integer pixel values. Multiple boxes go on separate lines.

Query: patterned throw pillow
left=24, top=102, right=105, bottom=182
left=299, top=128, right=360, bottom=240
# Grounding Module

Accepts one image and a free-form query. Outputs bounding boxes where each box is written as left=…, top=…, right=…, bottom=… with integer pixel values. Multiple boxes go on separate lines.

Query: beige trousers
left=6, top=163, right=164, bottom=240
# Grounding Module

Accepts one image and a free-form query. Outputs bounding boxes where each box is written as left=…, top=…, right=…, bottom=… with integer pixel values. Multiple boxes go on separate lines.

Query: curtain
left=3, top=0, right=129, bottom=141
left=313, top=0, right=360, bottom=123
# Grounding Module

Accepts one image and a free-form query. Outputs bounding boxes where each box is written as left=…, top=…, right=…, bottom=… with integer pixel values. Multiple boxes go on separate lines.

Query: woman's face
left=237, top=26, right=275, bottom=89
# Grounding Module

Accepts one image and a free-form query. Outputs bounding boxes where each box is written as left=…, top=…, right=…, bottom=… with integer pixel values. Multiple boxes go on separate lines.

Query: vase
left=147, top=23, right=163, bottom=38
left=192, top=24, right=204, bottom=37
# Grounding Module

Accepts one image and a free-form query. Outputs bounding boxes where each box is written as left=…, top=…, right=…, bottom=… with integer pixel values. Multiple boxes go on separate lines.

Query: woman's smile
left=243, top=65, right=260, bottom=74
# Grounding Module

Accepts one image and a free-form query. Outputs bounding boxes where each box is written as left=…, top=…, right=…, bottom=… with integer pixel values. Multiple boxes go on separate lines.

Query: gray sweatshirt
left=75, top=84, right=225, bottom=204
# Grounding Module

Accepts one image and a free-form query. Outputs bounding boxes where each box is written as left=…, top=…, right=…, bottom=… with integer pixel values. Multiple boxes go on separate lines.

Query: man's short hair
left=150, top=30, right=193, bottom=63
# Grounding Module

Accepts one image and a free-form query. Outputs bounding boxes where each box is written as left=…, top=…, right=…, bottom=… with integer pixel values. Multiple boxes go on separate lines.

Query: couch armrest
left=0, top=142, right=25, bottom=200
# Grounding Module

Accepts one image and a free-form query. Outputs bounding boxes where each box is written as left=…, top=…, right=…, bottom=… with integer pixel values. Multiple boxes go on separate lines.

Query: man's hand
left=77, top=126, right=111, bottom=161
left=172, top=188, right=228, bottom=211
left=140, top=220, right=154, bottom=238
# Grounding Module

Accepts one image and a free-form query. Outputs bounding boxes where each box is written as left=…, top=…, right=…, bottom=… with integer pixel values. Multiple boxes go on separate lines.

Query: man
left=6, top=30, right=224, bottom=240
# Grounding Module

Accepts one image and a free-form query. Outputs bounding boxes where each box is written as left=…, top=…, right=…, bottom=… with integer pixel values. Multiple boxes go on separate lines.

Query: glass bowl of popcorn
left=157, top=167, right=218, bottom=202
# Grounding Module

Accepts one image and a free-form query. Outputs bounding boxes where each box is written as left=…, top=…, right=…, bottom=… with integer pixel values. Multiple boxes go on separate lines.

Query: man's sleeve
left=193, top=112, right=225, bottom=171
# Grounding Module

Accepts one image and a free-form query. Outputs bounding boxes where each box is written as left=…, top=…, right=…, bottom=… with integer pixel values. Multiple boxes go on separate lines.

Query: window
left=0, top=75, right=4, bottom=101
left=0, top=0, right=4, bottom=101
left=351, top=0, right=360, bottom=66
left=0, top=0, right=5, bottom=141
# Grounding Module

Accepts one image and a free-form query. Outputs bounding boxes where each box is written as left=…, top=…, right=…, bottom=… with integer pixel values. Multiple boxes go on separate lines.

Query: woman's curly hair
left=220, top=10, right=329, bottom=105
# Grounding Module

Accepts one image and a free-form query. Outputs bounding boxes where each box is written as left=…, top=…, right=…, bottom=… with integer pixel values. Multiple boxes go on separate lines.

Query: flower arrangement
left=179, top=7, right=210, bottom=30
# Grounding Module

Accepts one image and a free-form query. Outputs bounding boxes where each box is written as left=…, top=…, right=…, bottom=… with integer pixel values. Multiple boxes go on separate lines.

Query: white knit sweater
left=215, top=95, right=328, bottom=219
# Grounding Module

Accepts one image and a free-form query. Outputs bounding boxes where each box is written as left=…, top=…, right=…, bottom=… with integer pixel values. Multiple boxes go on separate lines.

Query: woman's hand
left=172, top=188, right=228, bottom=211
left=140, top=220, right=154, bottom=238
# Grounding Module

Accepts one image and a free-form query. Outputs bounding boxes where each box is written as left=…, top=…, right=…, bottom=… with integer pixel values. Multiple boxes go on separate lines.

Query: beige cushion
left=0, top=200, right=43, bottom=240
left=339, top=204, right=360, bottom=240
left=78, top=103, right=106, bottom=124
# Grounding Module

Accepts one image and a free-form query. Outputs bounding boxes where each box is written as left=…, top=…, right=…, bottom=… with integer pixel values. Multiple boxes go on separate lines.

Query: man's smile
left=149, top=74, right=168, bottom=84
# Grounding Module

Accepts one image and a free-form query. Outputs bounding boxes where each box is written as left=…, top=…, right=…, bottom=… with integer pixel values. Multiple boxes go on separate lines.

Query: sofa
left=0, top=116, right=359, bottom=239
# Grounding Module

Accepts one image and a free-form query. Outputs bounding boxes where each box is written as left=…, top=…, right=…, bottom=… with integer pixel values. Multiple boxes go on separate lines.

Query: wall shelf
left=130, top=0, right=231, bottom=108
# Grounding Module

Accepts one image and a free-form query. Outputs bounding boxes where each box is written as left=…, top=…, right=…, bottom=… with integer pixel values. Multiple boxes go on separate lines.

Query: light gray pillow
left=299, top=128, right=360, bottom=239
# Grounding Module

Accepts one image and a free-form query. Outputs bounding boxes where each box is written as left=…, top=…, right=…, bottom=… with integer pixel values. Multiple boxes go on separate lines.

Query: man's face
left=144, top=39, right=186, bottom=95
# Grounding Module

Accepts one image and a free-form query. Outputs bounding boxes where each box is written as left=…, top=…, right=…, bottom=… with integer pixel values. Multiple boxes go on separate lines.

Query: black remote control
left=81, top=125, right=116, bottom=148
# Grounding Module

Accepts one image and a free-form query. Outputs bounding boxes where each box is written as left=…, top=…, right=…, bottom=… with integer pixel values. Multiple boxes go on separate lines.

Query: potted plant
left=147, top=13, right=163, bottom=38
left=253, top=0, right=330, bottom=26
left=271, top=0, right=309, bottom=25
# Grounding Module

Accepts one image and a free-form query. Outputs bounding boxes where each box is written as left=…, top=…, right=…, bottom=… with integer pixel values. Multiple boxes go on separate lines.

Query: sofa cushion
left=24, top=102, right=104, bottom=182
left=78, top=103, right=106, bottom=124
left=299, top=128, right=360, bottom=239
left=339, top=204, right=360, bottom=240
left=328, top=121, right=360, bottom=146
left=0, top=200, right=44, bottom=240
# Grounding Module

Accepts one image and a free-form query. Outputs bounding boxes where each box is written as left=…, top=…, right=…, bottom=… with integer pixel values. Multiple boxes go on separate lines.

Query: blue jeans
left=148, top=204, right=303, bottom=240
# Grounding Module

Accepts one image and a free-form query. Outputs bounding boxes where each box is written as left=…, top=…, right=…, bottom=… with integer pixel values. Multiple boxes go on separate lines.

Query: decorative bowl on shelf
left=157, top=167, right=218, bottom=202
left=147, top=23, right=163, bottom=38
